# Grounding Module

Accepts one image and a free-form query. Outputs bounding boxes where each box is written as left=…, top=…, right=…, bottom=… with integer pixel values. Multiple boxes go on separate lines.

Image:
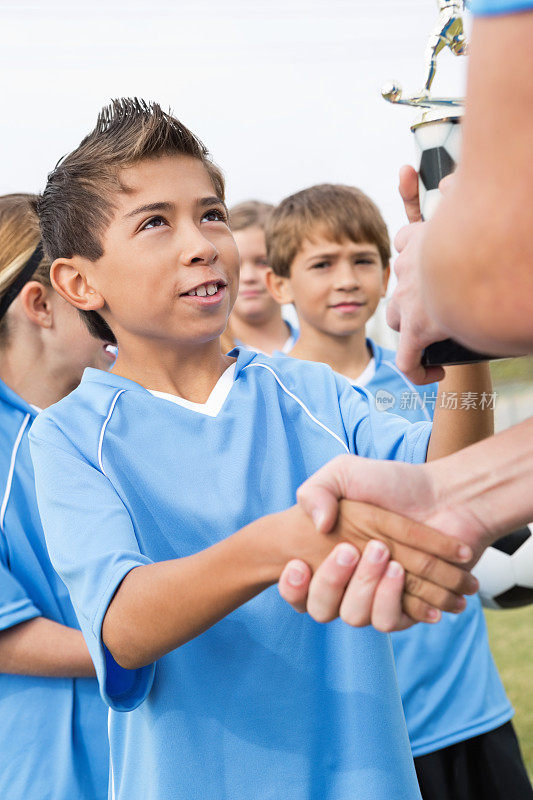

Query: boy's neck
left=289, top=321, right=372, bottom=380
left=111, top=333, right=234, bottom=403
left=230, top=309, right=289, bottom=355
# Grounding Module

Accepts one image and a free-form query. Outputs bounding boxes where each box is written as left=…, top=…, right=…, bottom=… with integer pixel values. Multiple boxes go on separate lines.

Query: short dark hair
left=266, top=184, right=391, bottom=278
left=38, top=98, right=225, bottom=342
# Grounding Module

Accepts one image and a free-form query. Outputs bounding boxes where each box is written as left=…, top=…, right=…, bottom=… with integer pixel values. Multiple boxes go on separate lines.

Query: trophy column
left=411, top=113, right=496, bottom=366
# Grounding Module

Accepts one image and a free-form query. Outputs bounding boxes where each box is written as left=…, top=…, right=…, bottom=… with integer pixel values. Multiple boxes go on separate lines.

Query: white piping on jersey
left=242, top=363, right=349, bottom=454
left=98, top=390, right=126, bottom=477
left=0, top=413, right=31, bottom=534
left=382, top=360, right=432, bottom=422
left=108, top=709, right=115, bottom=800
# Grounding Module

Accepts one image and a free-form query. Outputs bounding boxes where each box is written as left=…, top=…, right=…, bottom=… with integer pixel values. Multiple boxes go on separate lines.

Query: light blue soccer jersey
left=354, top=341, right=513, bottom=757
left=0, top=378, right=109, bottom=800
left=471, top=0, right=533, bottom=14
left=29, top=348, right=431, bottom=800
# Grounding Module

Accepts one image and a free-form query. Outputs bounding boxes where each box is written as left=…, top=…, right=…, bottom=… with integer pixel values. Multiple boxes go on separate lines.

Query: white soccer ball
left=472, top=524, right=533, bottom=610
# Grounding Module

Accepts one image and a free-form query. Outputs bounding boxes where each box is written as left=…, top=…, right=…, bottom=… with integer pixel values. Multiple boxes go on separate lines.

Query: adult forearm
left=427, top=363, right=493, bottom=460
left=421, top=17, right=533, bottom=354
left=0, top=617, right=95, bottom=678
left=430, top=417, right=533, bottom=544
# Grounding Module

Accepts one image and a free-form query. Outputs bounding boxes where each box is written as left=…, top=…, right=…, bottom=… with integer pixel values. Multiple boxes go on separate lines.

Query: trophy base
left=422, top=339, right=498, bottom=367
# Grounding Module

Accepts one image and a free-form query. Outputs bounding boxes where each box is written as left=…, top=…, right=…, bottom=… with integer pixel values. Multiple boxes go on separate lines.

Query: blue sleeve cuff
left=471, top=0, right=533, bottom=14
left=91, top=559, right=155, bottom=712
left=0, top=598, right=41, bottom=632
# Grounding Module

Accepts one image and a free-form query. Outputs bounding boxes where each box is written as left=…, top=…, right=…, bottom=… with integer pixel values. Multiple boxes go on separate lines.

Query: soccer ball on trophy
left=472, top=525, right=533, bottom=610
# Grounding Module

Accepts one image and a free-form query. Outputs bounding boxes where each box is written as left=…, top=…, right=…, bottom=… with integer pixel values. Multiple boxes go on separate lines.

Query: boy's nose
left=335, top=271, right=360, bottom=291
left=181, top=227, right=218, bottom=266
left=240, top=262, right=259, bottom=283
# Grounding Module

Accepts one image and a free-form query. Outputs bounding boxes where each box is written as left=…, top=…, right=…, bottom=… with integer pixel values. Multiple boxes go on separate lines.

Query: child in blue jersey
left=265, top=183, right=532, bottom=800
left=222, top=200, right=298, bottom=355
left=0, top=194, right=112, bottom=799
left=29, top=99, right=480, bottom=800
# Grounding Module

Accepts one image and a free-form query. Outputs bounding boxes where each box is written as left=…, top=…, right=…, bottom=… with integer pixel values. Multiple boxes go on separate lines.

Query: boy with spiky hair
left=30, top=99, right=478, bottom=800
left=266, top=183, right=530, bottom=800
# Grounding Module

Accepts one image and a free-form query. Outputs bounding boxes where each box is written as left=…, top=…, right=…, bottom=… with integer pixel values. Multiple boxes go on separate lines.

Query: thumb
left=396, top=326, right=445, bottom=385
left=296, top=455, right=354, bottom=533
left=297, top=483, right=340, bottom=535
left=399, top=165, right=422, bottom=224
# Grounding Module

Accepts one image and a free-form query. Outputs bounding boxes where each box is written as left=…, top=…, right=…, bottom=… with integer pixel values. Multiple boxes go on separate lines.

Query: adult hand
left=386, top=165, right=450, bottom=384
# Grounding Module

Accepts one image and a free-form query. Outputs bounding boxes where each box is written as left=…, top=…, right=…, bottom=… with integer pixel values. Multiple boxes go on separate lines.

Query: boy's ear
left=265, top=268, right=294, bottom=305
left=381, top=263, right=391, bottom=297
left=50, top=257, right=105, bottom=312
left=17, top=281, right=54, bottom=330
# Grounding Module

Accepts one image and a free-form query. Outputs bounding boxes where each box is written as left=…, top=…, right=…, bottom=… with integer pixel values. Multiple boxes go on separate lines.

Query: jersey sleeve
left=0, top=545, right=41, bottom=631
left=470, top=0, right=533, bottom=13
left=29, top=423, right=155, bottom=711
left=336, top=376, right=432, bottom=465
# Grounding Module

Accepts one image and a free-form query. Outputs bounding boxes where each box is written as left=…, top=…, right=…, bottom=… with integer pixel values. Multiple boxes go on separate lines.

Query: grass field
left=485, top=606, right=533, bottom=778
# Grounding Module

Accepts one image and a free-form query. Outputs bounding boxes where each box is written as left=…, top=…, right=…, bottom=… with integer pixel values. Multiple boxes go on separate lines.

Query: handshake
left=277, top=454, right=486, bottom=633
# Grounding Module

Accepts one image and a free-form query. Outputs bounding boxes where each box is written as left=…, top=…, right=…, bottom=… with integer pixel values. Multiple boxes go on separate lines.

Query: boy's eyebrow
left=198, top=196, right=227, bottom=209
left=124, top=197, right=225, bottom=220
left=124, top=201, right=175, bottom=219
left=305, top=249, right=379, bottom=265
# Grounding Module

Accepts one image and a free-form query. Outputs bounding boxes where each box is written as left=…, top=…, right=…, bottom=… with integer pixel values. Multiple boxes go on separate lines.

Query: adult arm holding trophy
left=420, top=0, right=533, bottom=356
left=280, top=0, right=533, bottom=624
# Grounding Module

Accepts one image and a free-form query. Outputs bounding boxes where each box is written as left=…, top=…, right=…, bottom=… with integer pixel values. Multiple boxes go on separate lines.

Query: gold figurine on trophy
left=422, top=1, right=468, bottom=96
left=382, top=0, right=468, bottom=116
left=381, top=1, right=498, bottom=367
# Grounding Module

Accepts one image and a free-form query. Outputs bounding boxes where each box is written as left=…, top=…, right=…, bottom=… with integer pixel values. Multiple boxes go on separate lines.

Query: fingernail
left=426, top=608, right=441, bottom=622
left=367, top=541, right=388, bottom=563
left=386, top=561, right=403, bottom=578
left=287, top=566, right=306, bottom=586
left=311, top=509, right=326, bottom=532
left=458, top=544, right=472, bottom=562
left=335, top=544, right=358, bottom=567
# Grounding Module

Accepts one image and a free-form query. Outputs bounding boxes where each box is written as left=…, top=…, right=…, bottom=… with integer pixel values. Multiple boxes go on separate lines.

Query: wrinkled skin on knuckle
left=413, top=552, right=438, bottom=581
left=402, top=594, right=430, bottom=624
left=404, top=572, right=424, bottom=597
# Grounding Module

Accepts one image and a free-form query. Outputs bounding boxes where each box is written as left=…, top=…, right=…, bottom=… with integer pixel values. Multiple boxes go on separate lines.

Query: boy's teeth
left=186, top=283, right=221, bottom=297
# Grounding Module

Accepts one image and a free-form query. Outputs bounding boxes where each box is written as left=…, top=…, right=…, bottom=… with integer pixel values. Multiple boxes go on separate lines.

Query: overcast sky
left=0, top=0, right=469, bottom=340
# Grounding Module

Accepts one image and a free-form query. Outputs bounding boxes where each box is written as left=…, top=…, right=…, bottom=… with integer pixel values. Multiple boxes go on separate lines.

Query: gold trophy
left=382, top=0, right=497, bottom=366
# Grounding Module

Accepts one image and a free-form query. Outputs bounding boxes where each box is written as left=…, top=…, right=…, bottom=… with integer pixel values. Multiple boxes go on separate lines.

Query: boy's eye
left=311, top=261, right=329, bottom=270
left=202, top=208, right=227, bottom=223
left=141, top=216, right=168, bottom=231
left=355, top=258, right=377, bottom=267
left=256, top=258, right=269, bottom=267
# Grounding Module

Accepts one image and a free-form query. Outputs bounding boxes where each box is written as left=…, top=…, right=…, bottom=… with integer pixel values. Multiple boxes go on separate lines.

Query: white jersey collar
left=148, top=363, right=236, bottom=418
left=349, top=357, right=376, bottom=388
